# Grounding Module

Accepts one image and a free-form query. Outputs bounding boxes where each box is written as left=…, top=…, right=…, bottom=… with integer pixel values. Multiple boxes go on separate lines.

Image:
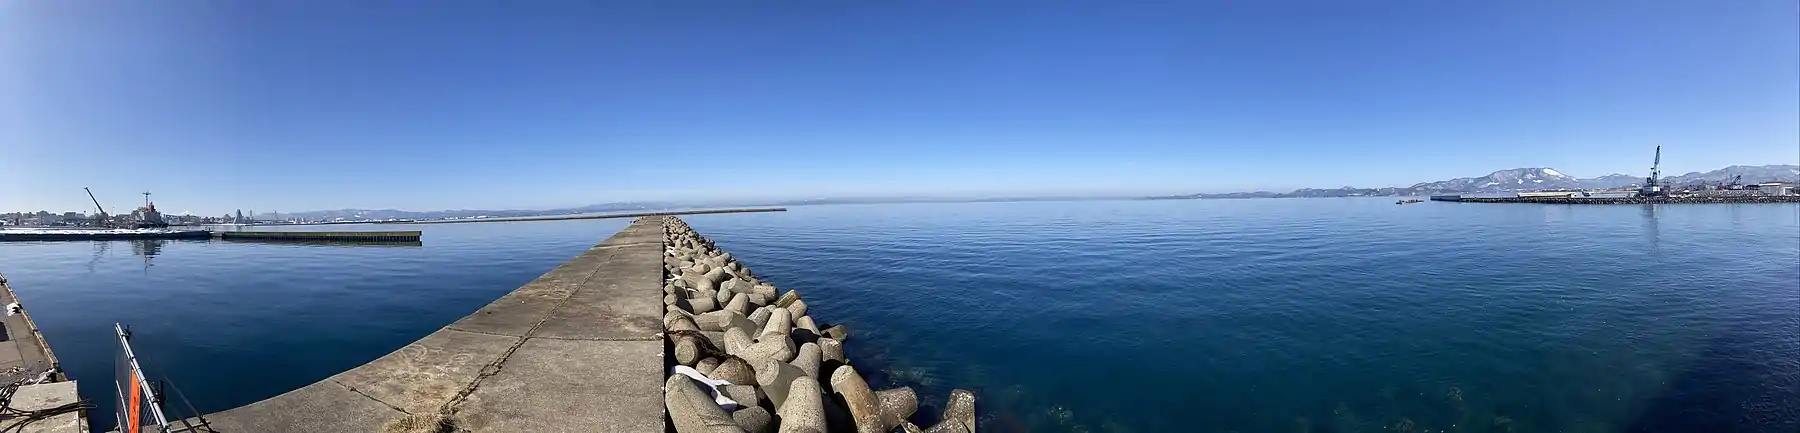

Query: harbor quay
left=1430, top=195, right=1800, bottom=204
left=0, top=229, right=420, bottom=243
left=41, top=215, right=971, bottom=432
left=191, top=217, right=672, bottom=431
left=0, top=273, right=83, bottom=433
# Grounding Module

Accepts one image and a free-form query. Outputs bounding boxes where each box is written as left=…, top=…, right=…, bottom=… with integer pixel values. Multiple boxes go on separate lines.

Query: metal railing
left=114, top=324, right=212, bottom=433
left=114, top=324, right=167, bottom=433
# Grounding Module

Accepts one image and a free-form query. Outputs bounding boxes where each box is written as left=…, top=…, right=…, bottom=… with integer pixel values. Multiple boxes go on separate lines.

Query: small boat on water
left=1397, top=199, right=1424, bottom=205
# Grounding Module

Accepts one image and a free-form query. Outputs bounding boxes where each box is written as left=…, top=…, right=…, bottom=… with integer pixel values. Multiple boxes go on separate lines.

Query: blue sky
left=4, top=1, right=1796, bottom=214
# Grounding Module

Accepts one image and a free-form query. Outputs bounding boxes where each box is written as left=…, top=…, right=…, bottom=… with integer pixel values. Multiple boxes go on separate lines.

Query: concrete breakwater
left=0, top=273, right=84, bottom=433
left=405, top=208, right=787, bottom=225
left=659, top=217, right=977, bottom=433
left=214, top=231, right=423, bottom=242
left=182, top=215, right=967, bottom=432
left=0, top=229, right=213, bottom=241
left=196, top=218, right=670, bottom=432
left=0, top=229, right=421, bottom=242
left=1449, top=196, right=1800, bottom=204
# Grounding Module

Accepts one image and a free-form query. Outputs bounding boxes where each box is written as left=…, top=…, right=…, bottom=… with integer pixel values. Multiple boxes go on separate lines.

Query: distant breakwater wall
left=403, top=208, right=786, bottom=225
left=660, top=216, right=976, bottom=433
left=216, top=230, right=421, bottom=242
left=1452, top=196, right=1800, bottom=205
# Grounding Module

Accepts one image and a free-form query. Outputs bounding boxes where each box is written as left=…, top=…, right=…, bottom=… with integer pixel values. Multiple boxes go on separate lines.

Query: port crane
left=84, top=187, right=112, bottom=227
left=1640, top=146, right=1663, bottom=197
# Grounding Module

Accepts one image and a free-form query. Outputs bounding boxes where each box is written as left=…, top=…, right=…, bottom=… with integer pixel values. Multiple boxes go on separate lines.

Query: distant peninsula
left=1147, top=165, right=1799, bottom=200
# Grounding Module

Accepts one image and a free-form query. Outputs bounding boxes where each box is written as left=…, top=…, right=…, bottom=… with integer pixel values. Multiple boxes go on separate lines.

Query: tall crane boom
left=1639, top=146, right=1665, bottom=197
left=1648, top=145, right=1661, bottom=185
left=84, top=187, right=110, bottom=226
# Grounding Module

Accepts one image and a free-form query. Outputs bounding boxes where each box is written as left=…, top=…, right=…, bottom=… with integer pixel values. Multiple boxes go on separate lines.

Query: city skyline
left=5, top=1, right=1797, bottom=215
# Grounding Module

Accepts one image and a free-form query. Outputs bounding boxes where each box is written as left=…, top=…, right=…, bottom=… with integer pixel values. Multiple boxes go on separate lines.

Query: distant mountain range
left=1662, top=165, right=1800, bottom=186
left=257, top=164, right=1799, bottom=220
left=1150, top=165, right=1800, bottom=199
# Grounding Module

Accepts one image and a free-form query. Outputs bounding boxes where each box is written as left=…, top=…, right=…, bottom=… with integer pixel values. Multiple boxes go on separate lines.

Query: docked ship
left=128, top=196, right=169, bottom=229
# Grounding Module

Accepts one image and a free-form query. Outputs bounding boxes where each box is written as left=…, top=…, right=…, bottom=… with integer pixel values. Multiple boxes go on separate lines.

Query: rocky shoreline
left=659, top=216, right=975, bottom=433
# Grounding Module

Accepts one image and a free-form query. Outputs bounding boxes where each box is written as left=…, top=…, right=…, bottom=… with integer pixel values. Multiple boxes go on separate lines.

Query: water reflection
left=131, top=239, right=166, bottom=273
left=84, top=241, right=109, bottom=273
left=131, top=239, right=165, bottom=258
left=81, top=240, right=193, bottom=274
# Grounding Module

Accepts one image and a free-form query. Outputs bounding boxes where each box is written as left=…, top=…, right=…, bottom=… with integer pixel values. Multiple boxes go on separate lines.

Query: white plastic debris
left=670, top=365, right=742, bottom=411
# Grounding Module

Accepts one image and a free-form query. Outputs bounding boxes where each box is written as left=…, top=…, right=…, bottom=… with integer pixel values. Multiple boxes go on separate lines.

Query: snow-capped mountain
left=1407, top=168, right=1583, bottom=194
left=1151, top=164, right=1799, bottom=199
left=1405, top=165, right=1798, bottom=194
left=1577, top=174, right=1640, bottom=190
left=1662, top=165, right=1800, bottom=186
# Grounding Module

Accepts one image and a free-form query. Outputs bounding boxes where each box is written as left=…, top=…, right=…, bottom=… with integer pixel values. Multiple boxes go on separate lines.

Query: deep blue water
left=1, top=199, right=1796, bottom=432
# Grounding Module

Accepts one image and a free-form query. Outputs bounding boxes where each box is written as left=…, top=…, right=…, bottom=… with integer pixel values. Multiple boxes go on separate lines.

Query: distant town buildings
left=0, top=211, right=78, bottom=226
left=0, top=208, right=283, bottom=227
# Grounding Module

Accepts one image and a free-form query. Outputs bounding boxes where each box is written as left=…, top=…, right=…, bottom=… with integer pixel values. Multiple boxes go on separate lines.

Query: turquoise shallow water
left=0, top=199, right=1796, bottom=432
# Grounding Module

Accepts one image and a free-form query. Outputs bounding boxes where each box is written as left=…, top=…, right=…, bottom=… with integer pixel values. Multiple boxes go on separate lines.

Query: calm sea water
left=0, top=199, right=1795, bottom=432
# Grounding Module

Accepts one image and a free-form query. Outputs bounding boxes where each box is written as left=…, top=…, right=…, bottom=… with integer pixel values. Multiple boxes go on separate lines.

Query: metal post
left=115, top=324, right=170, bottom=433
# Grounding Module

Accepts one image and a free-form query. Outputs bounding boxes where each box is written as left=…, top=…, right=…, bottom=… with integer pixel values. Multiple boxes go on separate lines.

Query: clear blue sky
left=4, top=1, right=1796, bottom=215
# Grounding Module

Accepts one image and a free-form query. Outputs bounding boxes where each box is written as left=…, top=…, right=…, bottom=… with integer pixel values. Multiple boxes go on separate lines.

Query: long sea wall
left=189, top=216, right=973, bottom=432
left=1452, top=196, right=1800, bottom=204
left=200, top=219, right=670, bottom=432
left=660, top=216, right=976, bottom=433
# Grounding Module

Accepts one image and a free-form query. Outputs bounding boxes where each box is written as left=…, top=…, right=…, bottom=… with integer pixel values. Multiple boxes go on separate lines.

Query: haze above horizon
left=5, top=1, right=1796, bottom=215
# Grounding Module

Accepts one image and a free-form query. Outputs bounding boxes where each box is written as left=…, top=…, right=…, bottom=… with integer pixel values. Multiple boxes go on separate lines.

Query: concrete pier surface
left=197, top=218, right=667, bottom=432
left=0, top=229, right=419, bottom=242
left=0, top=229, right=212, bottom=242
left=0, top=274, right=63, bottom=385
left=0, top=273, right=85, bottom=433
